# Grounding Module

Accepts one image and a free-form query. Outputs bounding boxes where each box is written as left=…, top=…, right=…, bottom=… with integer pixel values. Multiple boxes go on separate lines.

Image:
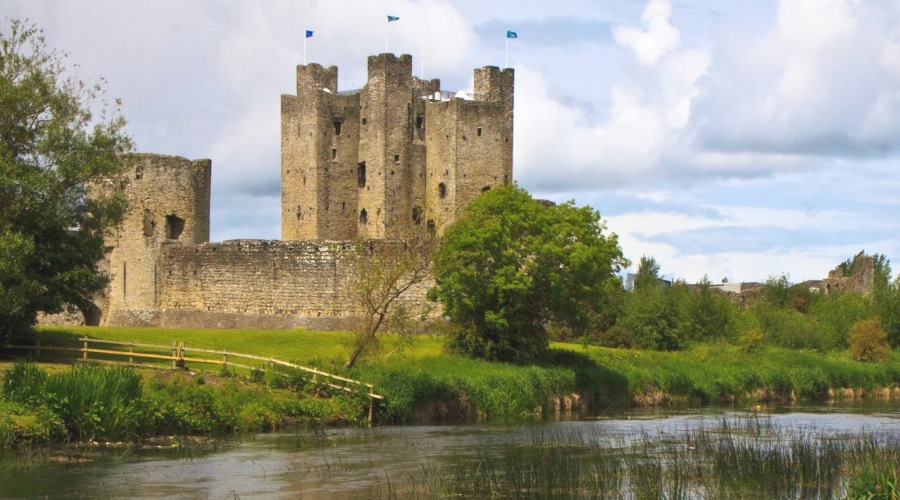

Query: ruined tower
left=281, top=53, right=514, bottom=240
left=103, top=154, right=211, bottom=325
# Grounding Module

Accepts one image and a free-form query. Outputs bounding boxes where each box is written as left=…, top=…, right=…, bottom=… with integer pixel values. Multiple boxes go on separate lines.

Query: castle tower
left=103, top=154, right=211, bottom=325
left=424, top=66, right=514, bottom=235
left=281, top=55, right=513, bottom=241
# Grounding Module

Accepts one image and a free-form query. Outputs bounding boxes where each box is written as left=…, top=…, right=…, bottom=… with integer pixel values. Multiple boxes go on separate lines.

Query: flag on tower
left=506, top=30, right=518, bottom=38
left=388, top=15, right=400, bottom=22
left=306, top=30, right=314, bottom=38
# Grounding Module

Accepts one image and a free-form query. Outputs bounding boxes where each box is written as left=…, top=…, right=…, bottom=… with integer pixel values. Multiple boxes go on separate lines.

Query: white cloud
left=612, top=0, right=680, bottom=65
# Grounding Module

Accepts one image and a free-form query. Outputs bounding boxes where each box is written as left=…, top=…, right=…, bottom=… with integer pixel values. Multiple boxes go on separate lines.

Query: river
left=2, top=400, right=899, bottom=499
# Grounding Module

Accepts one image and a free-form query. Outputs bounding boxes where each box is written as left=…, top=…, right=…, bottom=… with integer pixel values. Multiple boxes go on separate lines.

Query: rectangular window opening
left=357, top=162, right=367, bottom=188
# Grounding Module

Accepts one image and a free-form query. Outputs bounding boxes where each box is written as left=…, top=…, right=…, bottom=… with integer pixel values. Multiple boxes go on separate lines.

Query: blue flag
left=387, top=15, right=400, bottom=22
left=506, top=30, right=518, bottom=39
left=305, top=30, right=314, bottom=38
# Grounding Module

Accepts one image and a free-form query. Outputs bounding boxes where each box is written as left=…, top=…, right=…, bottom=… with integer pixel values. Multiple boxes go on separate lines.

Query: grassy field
left=19, top=326, right=900, bottom=424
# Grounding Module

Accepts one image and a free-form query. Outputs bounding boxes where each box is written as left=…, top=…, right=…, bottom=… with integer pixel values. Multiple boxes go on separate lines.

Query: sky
left=6, top=0, right=900, bottom=283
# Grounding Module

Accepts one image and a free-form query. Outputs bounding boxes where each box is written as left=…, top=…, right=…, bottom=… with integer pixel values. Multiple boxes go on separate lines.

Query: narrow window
left=438, top=183, right=447, bottom=199
left=477, top=127, right=483, bottom=136
left=357, top=162, right=366, bottom=188
left=394, top=154, right=400, bottom=163
left=333, top=121, right=342, bottom=135
left=143, top=208, right=156, bottom=237
left=361, top=117, right=367, bottom=125
left=165, top=214, right=185, bottom=240
left=416, top=115, right=423, bottom=129
left=412, top=206, right=422, bottom=225
left=359, top=209, right=368, bottom=224
left=135, top=166, right=144, bottom=180
left=331, top=148, right=337, bottom=160
left=427, top=219, right=436, bottom=236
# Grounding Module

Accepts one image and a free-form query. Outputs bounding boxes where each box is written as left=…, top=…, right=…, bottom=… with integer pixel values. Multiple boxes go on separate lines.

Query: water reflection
left=1, top=401, right=898, bottom=499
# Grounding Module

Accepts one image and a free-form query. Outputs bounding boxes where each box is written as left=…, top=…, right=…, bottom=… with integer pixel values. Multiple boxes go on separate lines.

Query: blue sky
left=7, top=0, right=900, bottom=283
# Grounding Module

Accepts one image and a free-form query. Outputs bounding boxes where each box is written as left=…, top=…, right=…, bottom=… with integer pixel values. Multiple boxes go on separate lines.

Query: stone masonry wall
left=150, top=240, right=433, bottom=330
left=103, top=154, right=210, bottom=326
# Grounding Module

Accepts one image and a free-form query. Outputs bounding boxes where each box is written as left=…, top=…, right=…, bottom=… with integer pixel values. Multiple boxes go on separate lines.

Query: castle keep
left=282, top=53, right=513, bottom=239
left=76, top=54, right=514, bottom=329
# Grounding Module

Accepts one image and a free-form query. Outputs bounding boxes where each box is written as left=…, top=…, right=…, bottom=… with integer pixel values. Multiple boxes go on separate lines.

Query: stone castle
left=82, top=54, right=514, bottom=330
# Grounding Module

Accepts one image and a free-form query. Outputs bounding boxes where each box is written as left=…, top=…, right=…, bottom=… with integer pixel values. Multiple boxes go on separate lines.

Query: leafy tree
left=634, top=255, right=661, bottom=290
left=871, top=255, right=900, bottom=347
left=808, top=292, right=875, bottom=350
left=848, top=319, right=891, bottom=363
left=344, top=230, right=435, bottom=369
left=0, top=19, right=131, bottom=341
left=432, top=185, right=626, bottom=362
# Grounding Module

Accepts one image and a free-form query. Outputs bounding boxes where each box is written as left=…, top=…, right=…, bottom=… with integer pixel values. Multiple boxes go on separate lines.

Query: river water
left=2, top=401, right=899, bottom=499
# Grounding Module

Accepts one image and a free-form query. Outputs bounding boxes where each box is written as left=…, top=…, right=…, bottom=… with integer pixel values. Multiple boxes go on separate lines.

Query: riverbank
left=0, top=361, right=367, bottom=448
left=5, top=326, right=900, bottom=431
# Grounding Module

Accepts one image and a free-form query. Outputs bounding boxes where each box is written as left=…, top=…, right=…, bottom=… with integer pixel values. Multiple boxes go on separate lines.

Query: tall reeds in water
left=3, top=362, right=142, bottom=442
left=357, top=416, right=900, bottom=499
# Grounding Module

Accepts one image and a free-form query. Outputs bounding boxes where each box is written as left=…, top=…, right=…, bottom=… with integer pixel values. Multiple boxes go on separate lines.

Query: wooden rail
left=7, top=337, right=382, bottom=423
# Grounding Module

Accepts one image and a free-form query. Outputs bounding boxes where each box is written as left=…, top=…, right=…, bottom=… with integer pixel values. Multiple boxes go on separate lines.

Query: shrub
left=849, top=319, right=892, bottom=363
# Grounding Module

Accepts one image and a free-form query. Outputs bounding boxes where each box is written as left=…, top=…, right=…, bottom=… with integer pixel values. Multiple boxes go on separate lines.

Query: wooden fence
left=7, top=336, right=383, bottom=423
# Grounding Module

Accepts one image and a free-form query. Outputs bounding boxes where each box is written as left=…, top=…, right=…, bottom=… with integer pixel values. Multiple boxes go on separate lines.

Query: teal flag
left=388, top=15, right=400, bottom=22
left=506, top=31, right=518, bottom=39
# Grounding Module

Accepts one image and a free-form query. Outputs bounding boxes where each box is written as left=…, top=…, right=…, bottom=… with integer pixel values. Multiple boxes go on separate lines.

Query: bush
left=849, top=319, right=892, bottom=363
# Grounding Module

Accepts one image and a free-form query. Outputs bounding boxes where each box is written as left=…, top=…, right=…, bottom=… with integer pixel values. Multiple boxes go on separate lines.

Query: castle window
left=438, top=183, right=447, bottom=199
left=165, top=214, right=185, bottom=240
left=332, top=148, right=337, bottom=160
left=357, top=162, right=366, bottom=188
left=477, top=127, right=483, bottom=136
left=427, top=219, right=436, bottom=236
left=143, top=208, right=156, bottom=237
left=135, top=166, right=144, bottom=180
left=362, top=117, right=367, bottom=125
left=333, top=121, right=342, bottom=135
left=359, top=209, right=368, bottom=224
left=412, top=206, right=422, bottom=225
left=394, top=154, right=400, bottom=163
left=416, top=115, right=423, bottom=129
left=482, top=185, right=491, bottom=193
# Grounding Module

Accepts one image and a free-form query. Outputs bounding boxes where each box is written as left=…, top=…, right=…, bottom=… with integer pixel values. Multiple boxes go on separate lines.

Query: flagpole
left=303, top=36, right=307, bottom=65
left=421, top=39, right=424, bottom=78
left=385, top=18, right=389, bottom=53
left=505, top=36, right=508, bottom=69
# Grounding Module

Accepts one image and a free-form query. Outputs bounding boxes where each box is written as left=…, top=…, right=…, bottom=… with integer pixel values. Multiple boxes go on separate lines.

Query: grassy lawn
left=19, top=326, right=900, bottom=423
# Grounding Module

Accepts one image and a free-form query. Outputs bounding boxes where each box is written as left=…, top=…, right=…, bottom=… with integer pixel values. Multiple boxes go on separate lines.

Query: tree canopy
left=0, top=19, right=132, bottom=340
left=431, top=185, right=626, bottom=362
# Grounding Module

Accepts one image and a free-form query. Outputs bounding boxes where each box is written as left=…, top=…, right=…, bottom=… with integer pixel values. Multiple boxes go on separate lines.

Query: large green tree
left=431, top=185, right=626, bottom=362
left=0, top=19, right=131, bottom=340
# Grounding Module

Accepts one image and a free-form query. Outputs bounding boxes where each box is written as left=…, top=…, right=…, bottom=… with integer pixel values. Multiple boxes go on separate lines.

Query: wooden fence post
left=129, top=341, right=134, bottom=365
left=82, top=339, right=88, bottom=361
left=223, top=351, right=228, bottom=370
left=368, top=394, right=374, bottom=426
left=171, top=341, right=177, bottom=369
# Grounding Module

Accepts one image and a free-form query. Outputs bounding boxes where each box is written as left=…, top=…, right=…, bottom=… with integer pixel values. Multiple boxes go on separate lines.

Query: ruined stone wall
left=822, top=256, right=876, bottom=296
left=103, top=154, right=210, bottom=326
